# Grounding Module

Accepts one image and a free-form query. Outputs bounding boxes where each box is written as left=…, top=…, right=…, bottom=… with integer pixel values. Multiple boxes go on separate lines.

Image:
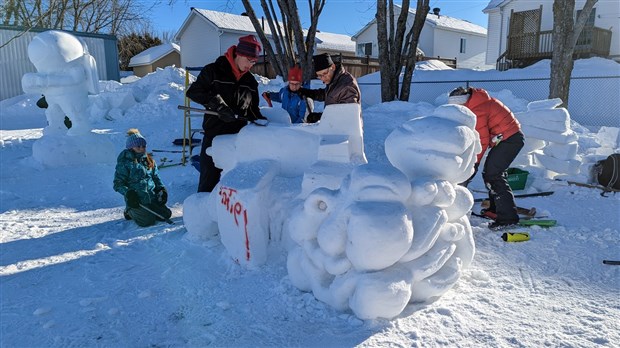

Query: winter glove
left=306, top=112, right=323, bottom=123
left=155, top=187, right=168, bottom=205
left=206, top=95, right=238, bottom=123
left=125, top=190, right=140, bottom=208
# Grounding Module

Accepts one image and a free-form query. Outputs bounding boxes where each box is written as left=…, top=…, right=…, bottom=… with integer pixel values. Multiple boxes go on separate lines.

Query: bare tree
left=549, top=0, right=597, bottom=107
left=1, top=0, right=156, bottom=35
left=399, top=0, right=429, bottom=101
left=240, top=0, right=326, bottom=82
left=376, top=0, right=429, bottom=102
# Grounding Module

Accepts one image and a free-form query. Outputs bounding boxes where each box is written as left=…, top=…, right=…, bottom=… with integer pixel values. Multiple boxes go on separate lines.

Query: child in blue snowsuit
left=262, top=65, right=312, bottom=123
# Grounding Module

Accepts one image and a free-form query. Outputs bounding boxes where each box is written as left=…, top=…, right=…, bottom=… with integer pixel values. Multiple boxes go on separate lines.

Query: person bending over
left=449, top=86, right=524, bottom=230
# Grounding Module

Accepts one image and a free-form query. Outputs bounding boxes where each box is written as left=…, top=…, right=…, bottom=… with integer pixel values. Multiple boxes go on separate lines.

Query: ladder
left=181, top=66, right=204, bottom=165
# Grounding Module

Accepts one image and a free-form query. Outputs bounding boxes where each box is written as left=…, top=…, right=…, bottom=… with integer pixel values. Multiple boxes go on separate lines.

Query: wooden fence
left=252, top=54, right=457, bottom=79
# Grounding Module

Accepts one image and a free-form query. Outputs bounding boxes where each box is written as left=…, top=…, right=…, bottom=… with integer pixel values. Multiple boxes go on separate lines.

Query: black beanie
left=313, top=53, right=333, bottom=72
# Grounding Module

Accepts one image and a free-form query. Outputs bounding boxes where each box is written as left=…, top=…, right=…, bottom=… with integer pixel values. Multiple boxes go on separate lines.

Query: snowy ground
left=1, top=65, right=619, bottom=347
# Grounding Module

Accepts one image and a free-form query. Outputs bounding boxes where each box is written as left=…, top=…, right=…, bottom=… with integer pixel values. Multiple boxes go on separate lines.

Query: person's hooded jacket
left=186, top=46, right=262, bottom=135
left=113, top=149, right=164, bottom=206
left=464, top=88, right=521, bottom=162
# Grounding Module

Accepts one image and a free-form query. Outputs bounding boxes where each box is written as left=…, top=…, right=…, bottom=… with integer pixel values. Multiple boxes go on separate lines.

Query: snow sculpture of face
left=27, top=30, right=85, bottom=72
left=385, top=104, right=480, bottom=183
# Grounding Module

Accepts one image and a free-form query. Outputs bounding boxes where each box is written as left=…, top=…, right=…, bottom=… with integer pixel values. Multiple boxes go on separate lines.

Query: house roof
left=483, top=0, right=512, bottom=12
left=352, top=4, right=487, bottom=39
left=128, top=43, right=180, bottom=67
left=175, top=8, right=354, bottom=53
left=312, top=31, right=355, bottom=53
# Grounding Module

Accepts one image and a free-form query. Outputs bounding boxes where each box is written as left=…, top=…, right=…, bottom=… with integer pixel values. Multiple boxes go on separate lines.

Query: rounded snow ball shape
left=349, top=266, right=412, bottom=320
left=286, top=247, right=312, bottom=292
left=28, top=31, right=84, bottom=72
left=346, top=164, right=411, bottom=203
left=346, top=202, right=413, bottom=272
left=443, top=184, right=474, bottom=222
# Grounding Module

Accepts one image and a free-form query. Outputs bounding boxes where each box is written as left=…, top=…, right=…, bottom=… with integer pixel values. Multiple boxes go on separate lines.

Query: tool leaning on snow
left=177, top=105, right=268, bottom=126
left=139, top=203, right=174, bottom=225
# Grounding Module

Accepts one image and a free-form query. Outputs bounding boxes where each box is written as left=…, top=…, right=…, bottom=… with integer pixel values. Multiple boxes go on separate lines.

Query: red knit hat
left=236, top=35, right=261, bottom=59
left=288, top=66, right=302, bottom=82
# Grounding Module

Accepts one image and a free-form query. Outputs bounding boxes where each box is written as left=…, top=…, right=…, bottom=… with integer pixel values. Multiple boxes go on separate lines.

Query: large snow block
left=217, top=160, right=279, bottom=267
left=534, top=152, right=581, bottom=175
left=303, top=103, right=367, bottom=165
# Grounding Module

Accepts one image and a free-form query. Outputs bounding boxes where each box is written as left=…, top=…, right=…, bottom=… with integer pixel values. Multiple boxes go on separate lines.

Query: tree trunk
left=241, top=0, right=325, bottom=82
left=400, top=0, right=429, bottom=101
left=549, top=0, right=597, bottom=107
left=376, top=0, right=410, bottom=102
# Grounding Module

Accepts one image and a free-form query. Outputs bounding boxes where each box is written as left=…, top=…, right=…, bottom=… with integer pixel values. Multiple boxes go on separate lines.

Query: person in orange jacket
left=449, top=86, right=524, bottom=230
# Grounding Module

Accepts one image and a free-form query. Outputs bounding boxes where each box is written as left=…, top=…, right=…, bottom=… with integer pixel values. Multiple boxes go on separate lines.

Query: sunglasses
left=289, top=82, right=301, bottom=86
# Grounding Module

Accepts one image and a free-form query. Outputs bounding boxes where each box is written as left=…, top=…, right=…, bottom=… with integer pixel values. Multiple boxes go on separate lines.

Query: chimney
left=432, top=7, right=440, bottom=18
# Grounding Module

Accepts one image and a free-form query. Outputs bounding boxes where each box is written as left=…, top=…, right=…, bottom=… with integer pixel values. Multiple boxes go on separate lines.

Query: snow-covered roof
left=193, top=9, right=274, bottom=35
left=352, top=5, right=487, bottom=39
left=483, top=0, right=512, bottom=12
left=312, top=31, right=355, bottom=53
left=128, top=43, right=180, bottom=67
left=177, top=8, right=354, bottom=53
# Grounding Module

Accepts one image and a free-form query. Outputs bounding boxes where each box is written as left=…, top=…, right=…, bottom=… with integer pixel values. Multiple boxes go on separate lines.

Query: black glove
left=155, top=187, right=168, bottom=204
left=306, top=112, right=322, bottom=123
left=125, top=190, right=140, bottom=208
left=297, top=87, right=309, bottom=98
left=206, top=95, right=238, bottom=123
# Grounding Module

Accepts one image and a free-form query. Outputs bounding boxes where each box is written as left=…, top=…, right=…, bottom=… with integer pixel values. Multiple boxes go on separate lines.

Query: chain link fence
left=359, top=75, right=620, bottom=128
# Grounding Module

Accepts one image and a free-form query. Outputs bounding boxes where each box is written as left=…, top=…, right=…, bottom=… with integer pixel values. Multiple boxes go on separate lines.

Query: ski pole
left=603, top=260, right=620, bottom=265
left=177, top=105, right=267, bottom=127
left=474, top=191, right=554, bottom=202
left=177, top=105, right=222, bottom=116
left=139, top=203, right=174, bottom=225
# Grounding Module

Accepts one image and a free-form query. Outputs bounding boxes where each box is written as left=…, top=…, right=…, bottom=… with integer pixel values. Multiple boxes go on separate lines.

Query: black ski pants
left=198, top=116, right=245, bottom=193
left=482, top=131, right=525, bottom=224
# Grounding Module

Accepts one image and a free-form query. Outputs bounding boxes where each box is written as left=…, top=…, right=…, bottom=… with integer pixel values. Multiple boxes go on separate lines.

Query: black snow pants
left=482, top=131, right=525, bottom=224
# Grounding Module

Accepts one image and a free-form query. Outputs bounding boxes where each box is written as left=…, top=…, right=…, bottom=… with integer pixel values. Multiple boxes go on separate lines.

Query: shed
left=129, top=43, right=181, bottom=77
left=0, top=25, right=120, bottom=101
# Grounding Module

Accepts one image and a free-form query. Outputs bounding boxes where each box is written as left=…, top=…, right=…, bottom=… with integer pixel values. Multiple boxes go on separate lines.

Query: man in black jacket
left=186, top=35, right=265, bottom=192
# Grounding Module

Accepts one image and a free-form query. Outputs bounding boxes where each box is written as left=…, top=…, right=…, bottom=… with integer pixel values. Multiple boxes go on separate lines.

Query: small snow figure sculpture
left=22, top=30, right=99, bottom=136
left=21, top=30, right=113, bottom=167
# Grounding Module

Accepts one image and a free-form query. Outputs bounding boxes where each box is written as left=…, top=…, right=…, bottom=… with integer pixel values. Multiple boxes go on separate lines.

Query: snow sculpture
left=183, top=103, right=478, bottom=320
left=183, top=104, right=367, bottom=266
left=22, top=30, right=114, bottom=167
left=515, top=98, right=580, bottom=176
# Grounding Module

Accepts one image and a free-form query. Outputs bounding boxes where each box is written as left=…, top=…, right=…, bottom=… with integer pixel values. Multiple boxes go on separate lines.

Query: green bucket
left=507, top=168, right=529, bottom=190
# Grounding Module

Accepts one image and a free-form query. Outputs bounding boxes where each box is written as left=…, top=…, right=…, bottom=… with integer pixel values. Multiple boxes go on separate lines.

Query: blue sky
left=149, top=1, right=490, bottom=37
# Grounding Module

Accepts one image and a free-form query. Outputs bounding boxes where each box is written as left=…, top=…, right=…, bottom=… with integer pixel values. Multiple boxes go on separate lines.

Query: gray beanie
left=126, top=128, right=147, bottom=149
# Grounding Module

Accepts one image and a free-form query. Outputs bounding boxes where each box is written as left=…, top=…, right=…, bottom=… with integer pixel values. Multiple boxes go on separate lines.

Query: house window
left=460, top=38, right=466, bottom=53
left=357, top=42, right=372, bottom=56
left=576, top=8, right=596, bottom=27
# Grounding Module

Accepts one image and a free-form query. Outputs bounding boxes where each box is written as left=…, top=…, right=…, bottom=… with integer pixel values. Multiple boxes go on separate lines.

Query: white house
left=174, top=8, right=355, bottom=69
left=129, top=42, right=180, bottom=77
left=351, top=5, right=488, bottom=70
left=483, top=0, right=618, bottom=68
